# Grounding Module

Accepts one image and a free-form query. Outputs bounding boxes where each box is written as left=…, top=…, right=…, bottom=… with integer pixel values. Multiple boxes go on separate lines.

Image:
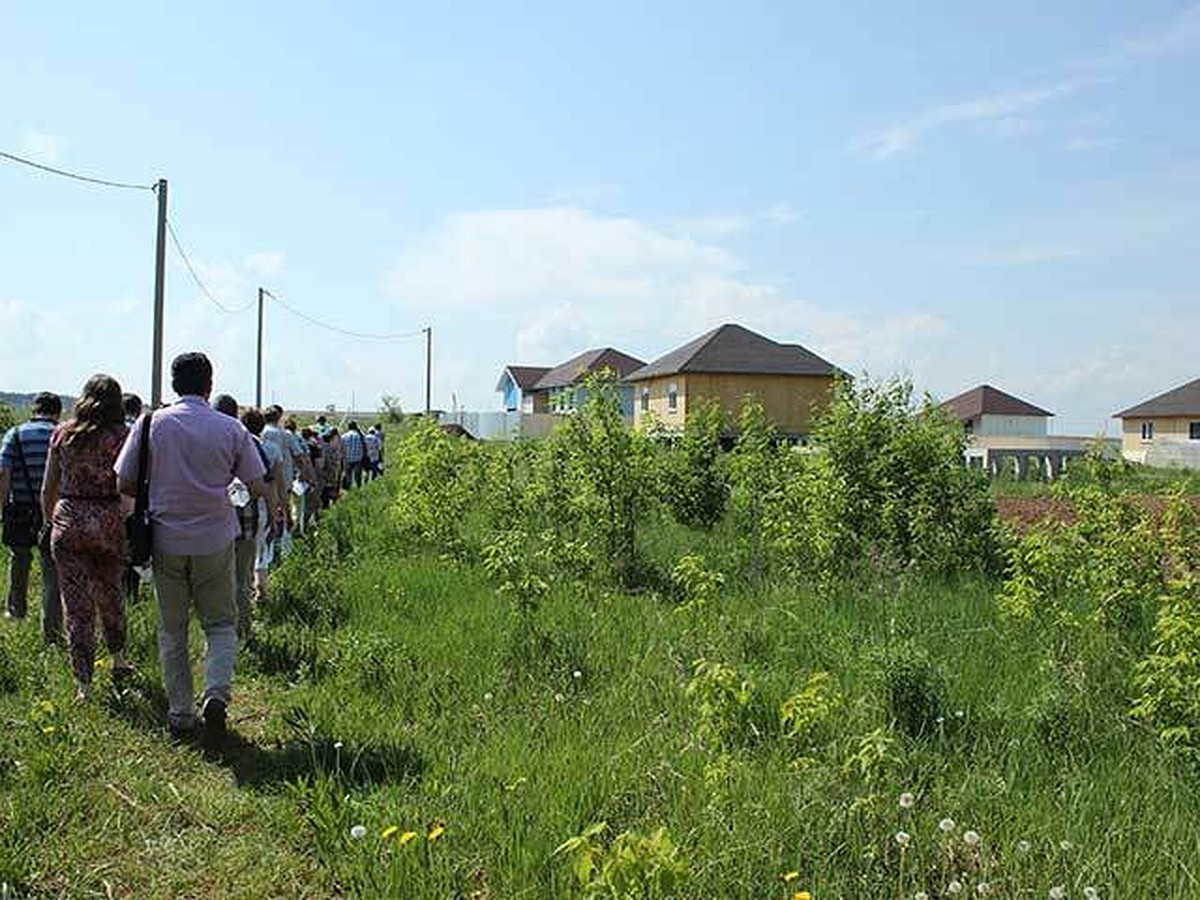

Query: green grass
left=2, top=478, right=1198, bottom=898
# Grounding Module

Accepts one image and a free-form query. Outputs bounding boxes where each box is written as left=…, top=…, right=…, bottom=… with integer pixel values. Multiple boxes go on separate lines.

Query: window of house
left=640, top=387, right=649, bottom=413
left=1190, top=421, right=1200, bottom=440
left=667, top=382, right=678, bottom=412
left=1141, top=421, right=1155, bottom=442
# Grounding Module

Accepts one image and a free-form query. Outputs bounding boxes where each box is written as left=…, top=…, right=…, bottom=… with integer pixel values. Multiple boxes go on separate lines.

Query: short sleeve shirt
left=0, top=418, right=56, bottom=505
left=114, top=397, right=266, bottom=556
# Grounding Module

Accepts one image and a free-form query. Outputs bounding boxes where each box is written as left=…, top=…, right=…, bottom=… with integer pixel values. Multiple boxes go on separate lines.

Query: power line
left=165, top=218, right=257, bottom=314
left=262, top=288, right=425, bottom=341
left=0, top=149, right=154, bottom=192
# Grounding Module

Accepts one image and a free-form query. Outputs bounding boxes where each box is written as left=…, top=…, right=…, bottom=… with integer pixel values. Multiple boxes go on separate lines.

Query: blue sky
left=2, top=1, right=1198, bottom=433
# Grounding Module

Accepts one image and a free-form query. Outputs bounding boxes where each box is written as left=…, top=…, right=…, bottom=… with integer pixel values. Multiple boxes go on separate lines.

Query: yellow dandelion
left=783, top=871, right=800, bottom=884
left=794, top=892, right=812, bottom=900
left=398, top=831, right=418, bottom=847
left=380, top=825, right=399, bottom=841
left=42, top=725, right=57, bottom=735
left=427, top=823, right=446, bottom=842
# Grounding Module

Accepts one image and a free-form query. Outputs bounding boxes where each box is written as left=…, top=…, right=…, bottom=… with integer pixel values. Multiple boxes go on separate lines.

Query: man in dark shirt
left=0, top=391, right=62, bottom=642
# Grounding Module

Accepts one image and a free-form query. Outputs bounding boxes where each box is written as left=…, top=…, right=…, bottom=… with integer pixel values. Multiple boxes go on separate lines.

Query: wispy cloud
left=17, top=130, right=63, bottom=165
left=855, top=78, right=1092, bottom=160
left=856, top=3, right=1200, bottom=160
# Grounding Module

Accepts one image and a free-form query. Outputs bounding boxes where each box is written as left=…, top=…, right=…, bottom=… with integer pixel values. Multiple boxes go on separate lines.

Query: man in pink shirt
left=115, top=353, right=266, bottom=740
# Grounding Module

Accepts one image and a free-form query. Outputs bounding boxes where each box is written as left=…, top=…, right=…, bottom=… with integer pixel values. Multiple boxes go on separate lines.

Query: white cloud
left=670, top=213, right=755, bottom=238
left=385, top=206, right=949, bottom=407
left=17, top=130, right=63, bottom=165
left=855, top=77, right=1092, bottom=160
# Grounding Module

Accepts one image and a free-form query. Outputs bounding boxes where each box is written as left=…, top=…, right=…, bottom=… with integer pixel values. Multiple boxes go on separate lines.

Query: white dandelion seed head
left=1083, top=888, right=1099, bottom=900
left=963, top=830, right=981, bottom=846
left=554, top=692, right=565, bottom=703
left=1017, top=839, right=1032, bottom=854
left=1049, top=887, right=1066, bottom=900
left=899, top=792, right=915, bottom=809
left=349, top=825, right=367, bottom=840
left=939, top=817, right=956, bottom=833
left=947, top=880, right=963, bottom=895
left=483, top=692, right=493, bottom=701
left=572, top=669, right=582, bottom=679
left=333, top=741, right=344, bottom=750
left=976, top=883, right=990, bottom=896
left=895, top=830, right=911, bottom=848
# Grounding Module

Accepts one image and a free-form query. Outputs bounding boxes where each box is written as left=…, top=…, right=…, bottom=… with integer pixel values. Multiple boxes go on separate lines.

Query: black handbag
left=126, top=413, right=154, bottom=566
left=1, top=429, right=43, bottom=548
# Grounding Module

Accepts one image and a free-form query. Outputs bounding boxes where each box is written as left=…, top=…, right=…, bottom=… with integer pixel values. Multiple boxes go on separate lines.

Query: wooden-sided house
left=1114, top=376, right=1200, bottom=468
left=625, top=323, right=843, bottom=439
left=534, top=347, right=646, bottom=418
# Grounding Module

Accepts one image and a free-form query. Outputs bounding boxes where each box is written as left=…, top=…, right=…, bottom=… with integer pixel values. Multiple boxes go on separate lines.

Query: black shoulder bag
left=1, top=429, right=43, bottom=549
left=126, top=413, right=154, bottom=566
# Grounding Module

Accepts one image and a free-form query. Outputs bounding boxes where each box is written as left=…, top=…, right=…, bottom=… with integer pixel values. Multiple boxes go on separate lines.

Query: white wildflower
left=899, top=791, right=915, bottom=809
left=939, top=817, right=956, bottom=833
left=1017, top=839, right=1032, bottom=854
left=947, top=880, right=963, bottom=895
left=554, top=692, right=565, bottom=703
left=349, top=825, right=367, bottom=840
left=1083, top=888, right=1099, bottom=900
left=1049, top=887, right=1066, bottom=900
left=976, top=884, right=990, bottom=896
left=333, top=740, right=344, bottom=750
left=572, top=669, right=582, bottom=680
left=963, top=830, right=981, bottom=846
left=895, top=830, right=911, bottom=848
left=483, top=692, right=493, bottom=701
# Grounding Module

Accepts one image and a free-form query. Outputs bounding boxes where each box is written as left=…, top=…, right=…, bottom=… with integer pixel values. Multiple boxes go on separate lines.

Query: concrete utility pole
left=150, top=179, right=168, bottom=408
left=423, top=326, right=432, bottom=416
left=256, top=287, right=265, bottom=407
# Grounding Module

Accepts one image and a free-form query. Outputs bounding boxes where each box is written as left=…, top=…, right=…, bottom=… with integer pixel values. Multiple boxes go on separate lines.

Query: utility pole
left=423, top=326, right=432, bottom=416
left=256, top=287, right=265, bottom=407
left=150, top=179, right=168, bottom=408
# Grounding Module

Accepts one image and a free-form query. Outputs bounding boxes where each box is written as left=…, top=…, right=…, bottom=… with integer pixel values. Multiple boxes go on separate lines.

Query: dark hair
left=316, top=415, right=327, bottom=425
left=347, top=420, right=359, bottom=432
left=171, top=352, right=213, bottom=397
left=32, top=391, right=62, bottom=418
left=122, top=393, right=143, bottom=420
left=284, top=418, right=297, bottom=432
left=301, top=427, right=315, bottom=439
left=241, top=407, right=265, bottom=436
left=264, top=404, right=283, bottom=424
left=213, top=394, right=239, bottom=418
left=61, top=375, right=123, bottom=446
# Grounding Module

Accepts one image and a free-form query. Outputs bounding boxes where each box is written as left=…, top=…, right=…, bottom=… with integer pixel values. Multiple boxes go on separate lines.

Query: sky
left=2, top=1, right=1198, bottom=433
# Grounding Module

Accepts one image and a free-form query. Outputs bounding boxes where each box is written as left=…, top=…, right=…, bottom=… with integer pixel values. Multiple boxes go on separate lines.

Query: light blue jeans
left=153, top=544, right=238, bottom=728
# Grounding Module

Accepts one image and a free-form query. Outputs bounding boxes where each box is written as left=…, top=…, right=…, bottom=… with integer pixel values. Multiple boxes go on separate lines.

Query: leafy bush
left=555, top=822, right=688, bottom=900
left=877, top=643, right=946, bottom=739
left=660, top=399, right=729, bottom=530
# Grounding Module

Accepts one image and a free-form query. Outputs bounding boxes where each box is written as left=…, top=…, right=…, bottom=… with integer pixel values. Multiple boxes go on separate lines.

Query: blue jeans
left=6, top=543, right=61, bottom=642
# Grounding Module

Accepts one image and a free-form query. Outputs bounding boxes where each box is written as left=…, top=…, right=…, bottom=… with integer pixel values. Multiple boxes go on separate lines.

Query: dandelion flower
left=947, top=880, right=963, bottom=895
left=398, top=831, right=418, bottom=847
left=484, top=692, right=494, bottom=702
left=976, top=884, right=990, bottom=896
left=1049, top=888, right=1065, bottom=900
left=895, top=831, right=911, bottom=848
left=939, top=817, right=957, bottom=833
left=572, top=670, right=582, bottom=680
left=349, top=825, right=367, bottom=841
left=1017, top=840, right=1031, bottom=854
left=427, top=823, right=446, bottom=842
left=782, top=871, right=799, bottom=884
left=794, top=893, right=811, bottom=900
left=41, top=726, right=56, bottom=736
left=963, top=830, right=981, bottom=847
left=380, top=825, right=399, bottom=841
left=554, top=692, right=565, bottom=703
left=899, top=792, right=915, bottom=809
left=334, top=740, right=344, bottom=750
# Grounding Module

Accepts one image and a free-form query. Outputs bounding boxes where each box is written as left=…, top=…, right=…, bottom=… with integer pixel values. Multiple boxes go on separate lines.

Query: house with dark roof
left=1114, top=376, right=1200, bottom=467
left=625, top=323, right=843, bottom=438
left=940, top=384, right=1053, bottom=438
left=939, top=384, right=1099, bottom=478
left=531, top=347, right=645, bottom=418
left=495, top=365, right=551, bottom=413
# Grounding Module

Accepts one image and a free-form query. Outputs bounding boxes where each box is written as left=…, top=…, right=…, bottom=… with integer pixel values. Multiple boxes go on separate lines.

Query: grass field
left=2, top=470, right=1198, bottom=899
left=3, top=381, right=1200, bottom=899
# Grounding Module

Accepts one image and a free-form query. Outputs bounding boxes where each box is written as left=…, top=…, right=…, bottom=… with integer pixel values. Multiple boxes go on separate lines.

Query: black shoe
left=201, top=697, right=227, bottom=739
left=168, top=720, right=197, bottom=744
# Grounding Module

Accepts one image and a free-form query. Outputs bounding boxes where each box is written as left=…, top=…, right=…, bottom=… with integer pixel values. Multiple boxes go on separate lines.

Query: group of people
left=0, top=352, right=385, bottom=741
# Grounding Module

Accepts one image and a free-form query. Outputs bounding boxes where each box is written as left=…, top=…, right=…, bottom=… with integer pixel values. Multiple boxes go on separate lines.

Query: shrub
left=661, top=399, right=729, bottom=530
left=877, top=643, right=946, bottom=739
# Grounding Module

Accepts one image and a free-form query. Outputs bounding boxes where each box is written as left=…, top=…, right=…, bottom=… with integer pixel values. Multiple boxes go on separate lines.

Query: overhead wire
left=262, top=289, right=425, bottom=341
left=166, top=218, right=257, bottom=314
left=0, top=149, right=155, bottom=192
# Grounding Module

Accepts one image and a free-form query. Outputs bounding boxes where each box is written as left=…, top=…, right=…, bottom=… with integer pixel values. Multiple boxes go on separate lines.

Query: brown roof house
left=939, top=384, right=1095, bottom=479
left=533, top=347, right=646, bottom=418
left=1114, top=376, right=1200, bottom=468
left=496, top=365, right=552, bottom=413
left=625, top=323, right=843, bottom=439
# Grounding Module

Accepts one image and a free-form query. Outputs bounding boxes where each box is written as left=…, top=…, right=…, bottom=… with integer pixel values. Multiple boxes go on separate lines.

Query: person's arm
left=0, top=467, right=10, bottom=506
left=41, top=440, right=60, bottom=522
left=114, top=417, right=143, bottom=498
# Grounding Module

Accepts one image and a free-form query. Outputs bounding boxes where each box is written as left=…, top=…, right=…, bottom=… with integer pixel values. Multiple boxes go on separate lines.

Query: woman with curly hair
left=41, top=374, right=132, bottom=699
